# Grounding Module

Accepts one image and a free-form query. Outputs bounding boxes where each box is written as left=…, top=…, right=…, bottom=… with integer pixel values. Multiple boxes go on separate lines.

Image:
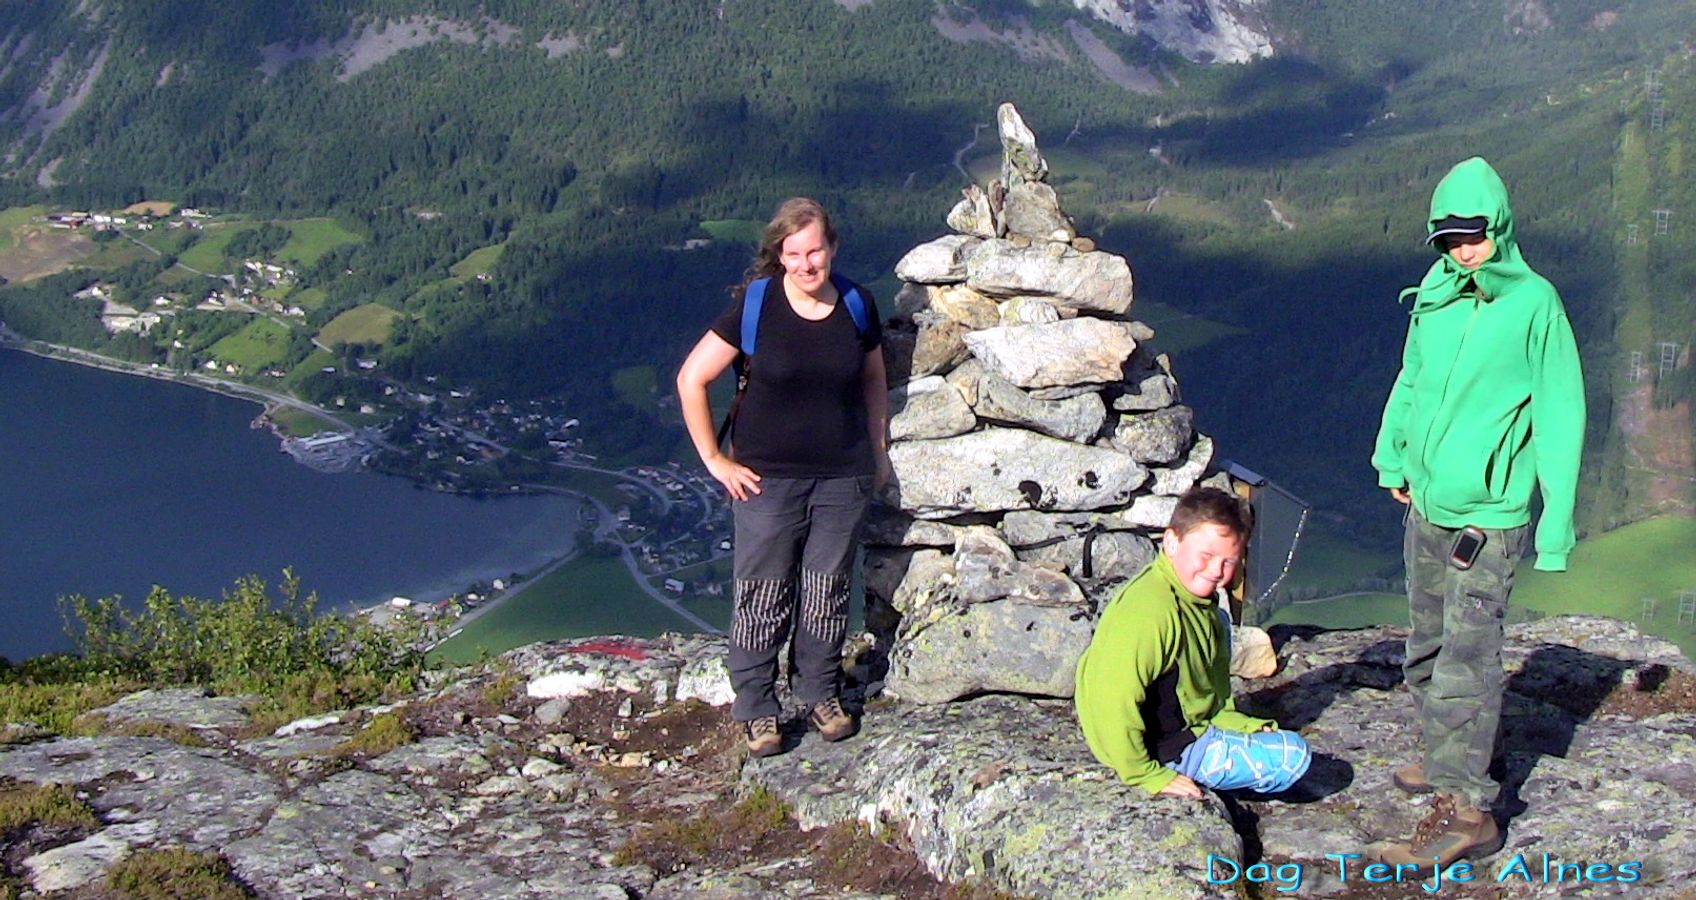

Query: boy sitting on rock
left=1075, top=486, right=1310, bottom=798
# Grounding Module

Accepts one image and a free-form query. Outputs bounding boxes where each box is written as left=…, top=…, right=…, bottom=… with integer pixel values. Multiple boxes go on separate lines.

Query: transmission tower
left=1642, top=596, right=1657, bottom=622
left=1661, top=342, right=1682, bottom=379
left=1628, top=350, right=1645, bottom=383
left=1652, top=100, right=1666, bottom=131
left=1628, top=223, right=1640, bottom=245
left=1655, top=209, right=1673, bottom=236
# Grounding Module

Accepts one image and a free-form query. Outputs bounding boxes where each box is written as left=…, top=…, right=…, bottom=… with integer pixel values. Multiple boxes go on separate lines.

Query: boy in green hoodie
left=1372, top=157, right=1585, bottom=867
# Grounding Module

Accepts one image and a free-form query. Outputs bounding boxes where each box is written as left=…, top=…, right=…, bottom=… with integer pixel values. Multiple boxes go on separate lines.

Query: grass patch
left=328, top=711, right=416, bottom=759
left=75, top=716, right=209, bottom=747
left=107, top=847, right=253, bottom=899
left=0, top=206, right=47, bottom=251
left=79, top=241, right=152, bottom=269
left=265, top=406, right=339, bottom=437
left=285, top=349, right=338, bottom=388
left=154, top=265, right=207, bottom=289
left=700, top=219, right=763, bottom=244
left=0, top=679, right=138, bottom=738
left=1515, top=516, right=1696, bottom=660
left=289, top=287, right=328, bottom=311
left=449, top=243, right=505, bottom=279
left=612, top=365, right=658, bottom=408
left=0, top=780, right=99, bottom=833
left=175, top=224, right=244, bottom=274
left=318, top=303, right=400, bottom=347
left=208, top=317, right=295, bottom=371
left=431, top=554, right=693, bottom=665
left=277, top=218, right=361, bottom=267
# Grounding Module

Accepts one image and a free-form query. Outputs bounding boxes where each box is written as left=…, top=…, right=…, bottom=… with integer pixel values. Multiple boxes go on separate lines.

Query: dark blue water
left=0, top=349, right=580, bottom=660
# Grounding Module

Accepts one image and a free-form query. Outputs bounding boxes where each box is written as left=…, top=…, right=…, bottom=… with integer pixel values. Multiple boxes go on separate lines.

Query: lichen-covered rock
left=964, top=240, right=1134, bottom=317
left=893, top=234, right=981, bottom=284
left=1014, top=530, right=1156, bottom=589
left=743, top=695, right=1240, bottom=897
left=888, top=375, right=976, bottom=442
left=926, top=283, right=1003, bottom=329
left=998, top=102, right=1049, bottom=187
left=1107, top=405, right=1195, bottom=465
left=85, top=688, right=256, bottom=731
left=881, top=313, right=972, bottom=387
left=963, top=318, right=1140, bottom=390
left=1147, top=434, right=1214, bottom=496
left=888, top=593, right=1091, bottom=702
left=1002, top=181, right=1075, bottom=242
left=974, top=371, right=1108, bottom=443
left=1105, top=350, right=1187, bottom=413
left=862, top=506, right=966, bottom=547
left=865, top=547, right=955, bottom=617
left=887, top=428, right=1149, bottom=519
left=997, top=296, right=1063, bottom=325
left=999, top=497, right=1179, bottom=545
left=952, top=526, right=1084, bottom=606
left=947, top=184, right=997, bottom=239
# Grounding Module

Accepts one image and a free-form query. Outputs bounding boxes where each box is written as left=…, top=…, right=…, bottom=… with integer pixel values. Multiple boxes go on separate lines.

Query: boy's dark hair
left=1167, top=486, right=1252, bottom=539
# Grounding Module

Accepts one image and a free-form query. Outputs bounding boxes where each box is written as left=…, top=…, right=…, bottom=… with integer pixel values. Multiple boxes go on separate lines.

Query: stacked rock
left=868, top=102, right=1228, bottom=704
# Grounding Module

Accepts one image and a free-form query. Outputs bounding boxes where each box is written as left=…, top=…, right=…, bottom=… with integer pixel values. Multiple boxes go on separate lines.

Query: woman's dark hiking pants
left=729, top=475, right=871, bottom=722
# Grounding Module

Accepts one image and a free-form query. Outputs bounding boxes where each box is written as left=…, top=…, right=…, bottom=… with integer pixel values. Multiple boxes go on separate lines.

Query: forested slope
left=0, top=0, right=1690, bottom=544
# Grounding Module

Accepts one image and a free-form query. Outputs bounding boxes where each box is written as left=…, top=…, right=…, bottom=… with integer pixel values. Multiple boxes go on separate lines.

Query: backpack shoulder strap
left=831, top=273, right=871, bottom=338
left=739, top=277, right=772, bottom=356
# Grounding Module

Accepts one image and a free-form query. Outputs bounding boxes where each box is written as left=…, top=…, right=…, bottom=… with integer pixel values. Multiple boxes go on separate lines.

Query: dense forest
left=1, top=0, right=1692, bottom=549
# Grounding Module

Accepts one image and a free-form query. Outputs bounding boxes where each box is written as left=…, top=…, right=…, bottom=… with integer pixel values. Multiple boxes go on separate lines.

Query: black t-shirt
left=710, top=277, right=882, bottom=478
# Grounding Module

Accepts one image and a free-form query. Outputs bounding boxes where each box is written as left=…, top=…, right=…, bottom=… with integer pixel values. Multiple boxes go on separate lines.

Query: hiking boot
left=744, top=716, right=782, bottom=758
left=808, top=697, right=858, bottom=742
left=1376, top=793, right=1504, bottom=868
left=1393, top=761, right=1435, bottom=794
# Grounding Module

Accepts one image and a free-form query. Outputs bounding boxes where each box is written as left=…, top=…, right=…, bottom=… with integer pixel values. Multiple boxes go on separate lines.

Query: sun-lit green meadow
left=430, top=555, right=694, bottom=665
left=317, top=303, right=401, bottom=347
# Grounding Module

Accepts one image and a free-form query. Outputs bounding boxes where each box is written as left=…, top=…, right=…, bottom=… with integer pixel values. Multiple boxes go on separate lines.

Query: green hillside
left=0, top=0, right=1690, bottom=540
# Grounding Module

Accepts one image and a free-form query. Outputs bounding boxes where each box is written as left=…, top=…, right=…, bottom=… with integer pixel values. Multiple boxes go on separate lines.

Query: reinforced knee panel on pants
left=731, top=577, right=795, bottom=653
left=798, top=569, right=850, bottom=647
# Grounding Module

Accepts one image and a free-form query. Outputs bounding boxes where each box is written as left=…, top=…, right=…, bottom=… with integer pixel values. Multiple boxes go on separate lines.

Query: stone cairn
left=867, top=102, right=1230, bottom=704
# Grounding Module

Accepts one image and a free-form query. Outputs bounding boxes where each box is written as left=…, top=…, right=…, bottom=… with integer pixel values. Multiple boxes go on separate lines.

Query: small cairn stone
left=874, top=102, right=1229, bottom=704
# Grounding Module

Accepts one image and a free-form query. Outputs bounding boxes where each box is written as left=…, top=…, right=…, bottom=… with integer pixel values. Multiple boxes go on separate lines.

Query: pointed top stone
left=997, top=103, right=1047, bottom=188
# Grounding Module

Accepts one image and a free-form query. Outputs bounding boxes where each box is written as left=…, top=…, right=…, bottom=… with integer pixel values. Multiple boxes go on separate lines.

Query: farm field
left=318, top=303, right=401, bottom=347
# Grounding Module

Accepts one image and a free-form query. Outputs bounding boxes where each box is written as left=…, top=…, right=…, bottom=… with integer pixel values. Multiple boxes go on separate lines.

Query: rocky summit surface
left=2, top=619, right=1693, bottom=898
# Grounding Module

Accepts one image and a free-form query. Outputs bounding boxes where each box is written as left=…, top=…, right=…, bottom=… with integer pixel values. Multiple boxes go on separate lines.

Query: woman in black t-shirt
left=676, top=198, right=890, bottom=758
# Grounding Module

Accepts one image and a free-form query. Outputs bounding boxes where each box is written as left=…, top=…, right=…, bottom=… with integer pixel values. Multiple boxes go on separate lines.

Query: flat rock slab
left=86, top=688, right=255, bottom=730
left=743, top=695, right=1239, bottom=899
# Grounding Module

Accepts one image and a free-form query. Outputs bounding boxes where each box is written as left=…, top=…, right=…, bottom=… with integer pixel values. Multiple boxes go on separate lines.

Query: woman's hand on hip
left=706, top=454, right=761, bottom=502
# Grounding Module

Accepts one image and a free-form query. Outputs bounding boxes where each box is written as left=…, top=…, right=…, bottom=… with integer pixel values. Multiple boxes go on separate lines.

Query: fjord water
left=0, top=350, right=580, bottom=661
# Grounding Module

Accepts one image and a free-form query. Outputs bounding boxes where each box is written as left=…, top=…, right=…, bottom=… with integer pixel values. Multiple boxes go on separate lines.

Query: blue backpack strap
left=739, top=277, right=771, bottom=356
left=831, top=273, right=871, bottom=338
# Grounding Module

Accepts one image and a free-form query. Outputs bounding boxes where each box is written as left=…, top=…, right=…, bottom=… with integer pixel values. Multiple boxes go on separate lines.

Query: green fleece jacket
left=1073, top=554, right=1271, bottom=794
left=1372, top=157, right=1586, bottom=571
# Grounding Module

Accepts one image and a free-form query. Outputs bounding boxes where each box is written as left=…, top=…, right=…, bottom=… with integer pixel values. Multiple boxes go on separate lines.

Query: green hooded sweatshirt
left=1372, top=157, right=1586, bottom=571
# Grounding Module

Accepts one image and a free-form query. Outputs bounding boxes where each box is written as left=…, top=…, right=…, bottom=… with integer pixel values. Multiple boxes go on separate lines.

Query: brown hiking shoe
left=1393, top=761, right=1435, bottom=794
left=1377, top=794, right=1504, bottom=868
left=808, top=697, right=858, bottom=742
left=744, top=716, right=782, bottom=758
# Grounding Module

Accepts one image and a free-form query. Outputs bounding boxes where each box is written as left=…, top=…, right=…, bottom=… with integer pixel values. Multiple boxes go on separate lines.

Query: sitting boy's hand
left=1159, top=774, right=1203, bottom=799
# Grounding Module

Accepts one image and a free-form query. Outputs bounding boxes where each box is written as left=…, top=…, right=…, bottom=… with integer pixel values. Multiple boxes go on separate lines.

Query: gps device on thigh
left=1449, top=526, right=1487, bottom=570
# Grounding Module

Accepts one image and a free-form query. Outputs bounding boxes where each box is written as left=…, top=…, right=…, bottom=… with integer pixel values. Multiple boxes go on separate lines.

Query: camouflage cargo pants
left=1403, top=507, right=1529, bottom=808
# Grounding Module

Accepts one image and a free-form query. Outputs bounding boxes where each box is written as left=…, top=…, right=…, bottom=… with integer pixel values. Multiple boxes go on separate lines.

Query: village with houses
left=13, top=201, right=742, bottom=648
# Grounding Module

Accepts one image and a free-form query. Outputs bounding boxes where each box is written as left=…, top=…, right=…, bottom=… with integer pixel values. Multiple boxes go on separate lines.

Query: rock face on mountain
left=875, top=102, right=1217, bottom=705
left=2, top=620, right=1691, bottom=898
